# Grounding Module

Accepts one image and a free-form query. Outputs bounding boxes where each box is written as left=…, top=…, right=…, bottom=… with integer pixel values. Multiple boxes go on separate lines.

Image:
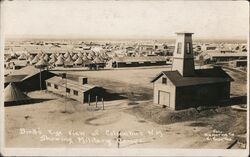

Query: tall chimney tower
left=172, top=32, right=195, bottom=76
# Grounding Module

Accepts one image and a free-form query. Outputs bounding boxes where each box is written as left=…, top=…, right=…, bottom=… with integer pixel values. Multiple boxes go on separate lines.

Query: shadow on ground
left=4, top=98, right=54, bottom=107
left=219, top=96, right=247, bottom=107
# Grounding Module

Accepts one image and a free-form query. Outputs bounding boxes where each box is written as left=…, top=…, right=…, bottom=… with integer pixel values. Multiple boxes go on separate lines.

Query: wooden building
left=109, top=56, right=168, bottom=68
left=204, top=52, right=247, bottom=63
left=46, top=76, right=105, bottom=103
left=151, top=32, right=233, bottom=110
left=4, top=66, right=57, bottom=92
left=229, top=60, right=247, bottom=68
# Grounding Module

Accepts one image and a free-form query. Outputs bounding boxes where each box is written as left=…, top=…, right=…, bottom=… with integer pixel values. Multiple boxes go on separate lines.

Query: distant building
left=151, top=32, right=233, bottom=110
left=202, top=44, right=217, bottom=51
left=204, top=52, right=247, bottom=63
left=229, top=60, right=247, bottom=68
left=46, top=76, right=105, bottom=103
left=109, top=56, right=168, bottom=68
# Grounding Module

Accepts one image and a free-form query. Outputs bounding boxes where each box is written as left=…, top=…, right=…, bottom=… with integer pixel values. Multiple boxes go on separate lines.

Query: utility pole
left=88, top=94, right=91, bottom=106
left=102, top=98, right=104, bottom=110
left=95, top=96, right=98, bottom=108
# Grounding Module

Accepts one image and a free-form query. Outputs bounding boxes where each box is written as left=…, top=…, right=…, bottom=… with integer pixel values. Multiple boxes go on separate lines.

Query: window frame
left=54, top=84, right=58, bottom=89
left=177, top=42, right=182, bottom=54
left=73, top=90, right=78, bottom=96
left=162, top=77, right=167, bottom=84
left=47, top=82, right=51, bottom=87
left=186, top=42, right=191, bottom=54
left=66, top=88, right=70, bottom=93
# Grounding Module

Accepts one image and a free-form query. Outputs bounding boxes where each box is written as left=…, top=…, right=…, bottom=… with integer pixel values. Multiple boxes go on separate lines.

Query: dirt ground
left=5, top=66, right=247, bottom=149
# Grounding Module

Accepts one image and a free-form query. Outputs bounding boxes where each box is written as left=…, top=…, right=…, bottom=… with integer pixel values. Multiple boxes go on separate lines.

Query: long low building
left=203, top=52, right=247, bottom=63
left=46, top=76, right=105, bottom=103
left=108, top=56, right=168, bottom=68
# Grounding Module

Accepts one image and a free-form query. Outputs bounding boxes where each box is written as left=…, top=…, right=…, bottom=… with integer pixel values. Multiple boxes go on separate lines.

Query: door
left=158, top=91, right=170, bottom=107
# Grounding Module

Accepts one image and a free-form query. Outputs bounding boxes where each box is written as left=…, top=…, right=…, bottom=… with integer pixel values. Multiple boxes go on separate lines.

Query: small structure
left=55, top=55, right=64, bottom=67
left=4, top=82, right=31, bottom=106
left=151, top=32, right=233, bottom=110
left=229, top=60, right=247, bottom=68
left=72, top=54, right=78, bottom=61
left=46, top=76, right=105, bottom=103
left=18, top=53, right=27, bottom=60
left=89, top=56, right=105, bottom=70
left=49, top=56, right=57, bottom=65
left=30, top=55, right=40, bottom=65
left=74, top=57, right=83, bottom=66
left=64, top=55, right=74, bottom=67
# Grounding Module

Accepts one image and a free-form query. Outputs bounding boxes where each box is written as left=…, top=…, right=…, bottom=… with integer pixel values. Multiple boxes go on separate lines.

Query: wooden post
left=95, top=96, right=98, bottom=108
left=39, top=68, right=42, bottom=90
left=88, top=94, right=90, bottom=106
left=102, top=98, right=104, bottom=110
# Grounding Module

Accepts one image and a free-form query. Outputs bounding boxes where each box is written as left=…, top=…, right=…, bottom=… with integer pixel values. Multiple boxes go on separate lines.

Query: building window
left=177, top=42, right=182, bottom=54
left=73, top=90, right=78, bottom=96
left=186, top=42, right=191, bottom=54
left=162, top=77, right=167, bottom=84
left=47, top=82, right=51, bottom=87
left=54, top=84, right=58, bottom=89
left=66, top=88, right=70, bottom=93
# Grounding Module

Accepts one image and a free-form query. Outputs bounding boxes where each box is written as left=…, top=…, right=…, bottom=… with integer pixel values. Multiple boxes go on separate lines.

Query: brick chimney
left=79, top=77, right=88, bottom=85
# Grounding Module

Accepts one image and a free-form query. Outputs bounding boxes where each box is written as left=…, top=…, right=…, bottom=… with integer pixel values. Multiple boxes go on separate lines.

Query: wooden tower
left=172, top=32, right=195, bottom=76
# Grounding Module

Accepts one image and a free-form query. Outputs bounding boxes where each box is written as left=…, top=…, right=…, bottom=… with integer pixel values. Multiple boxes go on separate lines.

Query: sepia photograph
left=0, top=0, right=249, bottom=156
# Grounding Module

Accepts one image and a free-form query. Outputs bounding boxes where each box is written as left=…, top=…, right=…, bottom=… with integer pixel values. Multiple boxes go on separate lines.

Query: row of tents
left=10, top=51, right=110, bottom=68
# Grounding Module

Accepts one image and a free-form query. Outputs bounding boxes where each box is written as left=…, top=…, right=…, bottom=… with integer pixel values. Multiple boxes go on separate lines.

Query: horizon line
left=4, top=35, right=248, bottom=41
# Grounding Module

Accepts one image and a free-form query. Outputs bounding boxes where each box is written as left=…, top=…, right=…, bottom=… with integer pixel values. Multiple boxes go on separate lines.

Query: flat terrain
left=5, top=66, right=247, bottom=149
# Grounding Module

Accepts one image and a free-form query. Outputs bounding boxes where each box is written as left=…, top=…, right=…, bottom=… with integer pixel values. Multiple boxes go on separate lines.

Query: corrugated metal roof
left=151, top=68, right=233, bottom=87
left=46, top=76, right=97, bottom=92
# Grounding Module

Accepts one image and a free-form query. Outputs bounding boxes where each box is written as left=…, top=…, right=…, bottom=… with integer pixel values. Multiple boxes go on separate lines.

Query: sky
left=1, top=1, right=249, bottom=39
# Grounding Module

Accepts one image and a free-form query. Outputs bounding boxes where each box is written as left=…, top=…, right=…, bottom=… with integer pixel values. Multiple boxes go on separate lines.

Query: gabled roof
left=5, top=66, right=54, bottom=83
left=46, top=76, right=98, bottom=92
left=151, top=68, right=233, bottom=87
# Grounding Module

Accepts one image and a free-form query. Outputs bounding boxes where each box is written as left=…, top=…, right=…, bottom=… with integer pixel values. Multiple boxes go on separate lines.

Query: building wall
left=229, top=60, right=247, bottom=67
left=46, top=81, right=84, bottom=103
left=212, top=56, right=247, bottom=62
left=153, top=75, right=176, bottom=109
left=114, top=61, right=166, bottom=68
left=175, top=82, right=230, bottom=110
